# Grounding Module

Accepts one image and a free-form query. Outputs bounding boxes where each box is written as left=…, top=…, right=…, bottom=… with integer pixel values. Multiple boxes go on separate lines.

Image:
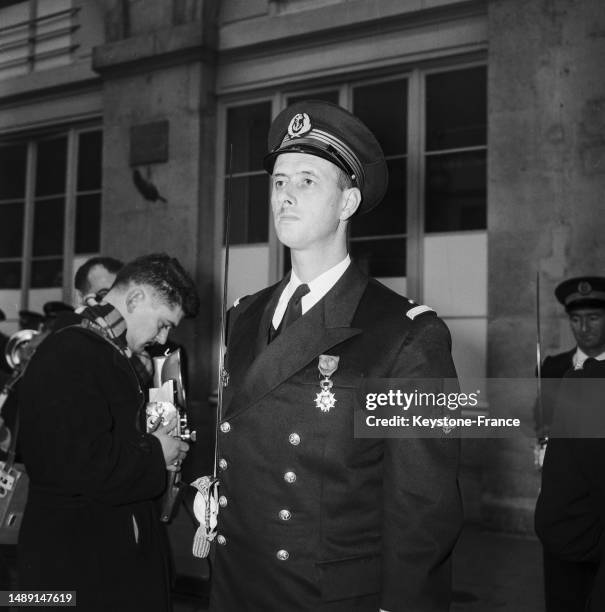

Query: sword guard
left=220, top=368, right=229, bottom=388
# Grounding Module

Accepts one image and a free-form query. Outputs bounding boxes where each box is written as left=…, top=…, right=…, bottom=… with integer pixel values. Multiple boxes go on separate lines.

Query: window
left=223, top=102, right=271, bottom=245
left=0, top=142, right=26, bottom=289
left=425, top=66, right=487, bottom=232
left=0, top=127, right=102, bottom=320
left=0, top=0, right=79, bottom=81
left=351, top=78, right=408, bottom=278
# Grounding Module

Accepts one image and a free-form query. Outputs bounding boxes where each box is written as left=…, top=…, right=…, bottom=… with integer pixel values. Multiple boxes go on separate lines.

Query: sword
left=214, top=143, right=233, bottom=477
left=535, top=271, right=548, bottom=467
left=189, top=144, right=233, bottom=558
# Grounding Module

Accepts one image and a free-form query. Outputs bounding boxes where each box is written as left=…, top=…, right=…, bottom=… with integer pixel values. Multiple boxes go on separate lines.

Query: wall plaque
left=130, top=120, right=169, bottom=166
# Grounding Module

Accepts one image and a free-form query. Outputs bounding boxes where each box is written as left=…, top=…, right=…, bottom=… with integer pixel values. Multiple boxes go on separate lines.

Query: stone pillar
left=485, top=0, right=605, bottom=532
left=92, top=1, right=219, bottom=419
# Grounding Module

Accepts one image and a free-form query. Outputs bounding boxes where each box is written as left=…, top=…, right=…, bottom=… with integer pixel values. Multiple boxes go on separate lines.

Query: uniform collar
left=573, top=347, right=605, bottom=369
left=272, top=254, right=351, bottom=328
left=225, top=261, right=367, bottom=419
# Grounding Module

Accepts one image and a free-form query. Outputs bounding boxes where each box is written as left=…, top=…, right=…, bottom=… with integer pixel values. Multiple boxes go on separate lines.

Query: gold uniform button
left=284, top=471, right=297, bottom=483
left=276, top=549, right=289, bottom=561
left=219, top=458, right=228, bottom=470
left=288, top=433, right=301, bottom=446
left=217, top=534, right=227, bottom=545
left=220, top=422, right=231, bottom=433
left=219, top=495, right=228, bottom=508
left=278, top=509, right=291, bottom=521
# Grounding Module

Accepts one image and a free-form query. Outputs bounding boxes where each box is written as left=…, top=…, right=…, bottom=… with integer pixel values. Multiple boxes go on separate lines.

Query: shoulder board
left=232, top=295, right=250, bottom=308
left=406, top=304, right=435, bottom=320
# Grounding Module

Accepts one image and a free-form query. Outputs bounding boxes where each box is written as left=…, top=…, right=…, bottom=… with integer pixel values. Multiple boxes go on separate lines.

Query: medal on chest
left=315, top=354, right=340, bottom=413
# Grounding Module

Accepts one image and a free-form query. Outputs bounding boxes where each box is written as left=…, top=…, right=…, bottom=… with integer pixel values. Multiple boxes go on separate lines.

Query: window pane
left=75, top=193, right=101, bottom=253
left=0, top=143, right=27, bottom=199
left=351, top=157, right=406, bottom=237
left=31, top=258, right=63, bottom=288
left=426, top=66, right=487, bottom=151
left=226, top=103, right=271, bottom=173
left=286, top=91, right=339, bottom=105
left=425, top=151, right=486, bottom=233
left=77, top=131, right=102, bottom=191
left=226, top=175, right=269, bottom=245
left=350, top=237, right=406, bottom=277
left=0, top=202, right=24, bottom=257
left=354, top=79, right=407, bottom=156
left=33, top=197, right=64, bottom=255
left=36, top=137, right=67, bottom=196
left=0, top=261, right=21, bottom=289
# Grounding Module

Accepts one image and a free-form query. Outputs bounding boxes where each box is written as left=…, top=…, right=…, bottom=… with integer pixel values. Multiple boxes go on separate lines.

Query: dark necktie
left=270, top=283, right=310, bottom=342
left=582, top=357, right=600, bottom=376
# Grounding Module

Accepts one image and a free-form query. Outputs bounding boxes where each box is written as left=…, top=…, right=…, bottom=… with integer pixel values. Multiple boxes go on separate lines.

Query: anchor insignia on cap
left=578, top=281, right=592, bottom=295
left=288, top=113, right=312, bottom=138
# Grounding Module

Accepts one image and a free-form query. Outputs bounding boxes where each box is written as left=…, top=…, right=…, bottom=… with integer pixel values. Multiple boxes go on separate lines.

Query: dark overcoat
left=17, top=325, right=170, bottom=611
left=536, top=356, right=605, bottom=612
left=542, top=350, right=576, bottom=378
left=210, top=263, right=462, bottom=612
left=536, top=349, right=575, bottom=434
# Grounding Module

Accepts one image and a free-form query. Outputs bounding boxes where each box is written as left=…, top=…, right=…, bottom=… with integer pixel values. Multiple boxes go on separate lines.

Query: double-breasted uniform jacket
left=536, top=355, right=605, bottom=612
left=18, top=325, right=171, bottom=611
left=210, top=263, right=462, bottom=612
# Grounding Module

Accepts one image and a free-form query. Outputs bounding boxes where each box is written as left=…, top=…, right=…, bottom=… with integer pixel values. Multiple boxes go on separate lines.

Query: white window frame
left=0, top=122, right=102, bottom=314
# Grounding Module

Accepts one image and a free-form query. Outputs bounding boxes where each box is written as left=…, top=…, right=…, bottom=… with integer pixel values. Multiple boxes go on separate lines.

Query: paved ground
left=451, top=524, right=544, bottom=612
left=0, top=522, right=544, bottom=611
left=171, top=522, right=545, bottom=612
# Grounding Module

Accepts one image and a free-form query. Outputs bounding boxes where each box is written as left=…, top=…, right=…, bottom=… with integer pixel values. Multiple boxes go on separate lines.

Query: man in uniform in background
left=535, top=276, right=605, bottom=612
left=537, top=276, right=605, bottom=435
left=74, top=255, right=123, bottom=303
left=18, top=253, right=198, bottom=612
left=208, top=101, right=462, bottom=612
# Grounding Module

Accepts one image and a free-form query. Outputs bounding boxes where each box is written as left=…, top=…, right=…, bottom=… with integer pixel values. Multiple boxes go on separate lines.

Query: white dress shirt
left=271, top=255, right=351, bottom=330
left=572, top=347, right=605, bottom=370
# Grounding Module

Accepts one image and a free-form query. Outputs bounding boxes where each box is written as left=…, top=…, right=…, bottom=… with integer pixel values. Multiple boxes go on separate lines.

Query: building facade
left=1, top=0, right=604, bottom=539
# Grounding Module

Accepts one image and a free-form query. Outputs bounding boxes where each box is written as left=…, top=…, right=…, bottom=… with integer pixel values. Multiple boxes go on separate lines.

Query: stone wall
left=486, top=0, right=605, bottom=532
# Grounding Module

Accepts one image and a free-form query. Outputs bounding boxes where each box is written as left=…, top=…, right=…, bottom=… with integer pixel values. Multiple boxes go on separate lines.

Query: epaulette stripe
left=406, top=305, right=434, bottom=320
left=233, top=297, right=242, bottom=308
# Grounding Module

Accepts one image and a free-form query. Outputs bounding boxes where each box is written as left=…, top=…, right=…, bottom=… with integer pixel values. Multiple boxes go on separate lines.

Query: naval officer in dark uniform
left=210, top=101, right=462, bottom=612
left=535, top=277, right=605, bottom=612
left=537, top=277, right=605, bottom=437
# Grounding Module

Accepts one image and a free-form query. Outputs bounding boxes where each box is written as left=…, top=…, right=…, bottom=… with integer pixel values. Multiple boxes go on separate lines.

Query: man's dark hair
left=336, top=167, right=354, bottom=191
left=114, top=253, right=200, bottom=317
left=75, top=256, right=124, bottom=294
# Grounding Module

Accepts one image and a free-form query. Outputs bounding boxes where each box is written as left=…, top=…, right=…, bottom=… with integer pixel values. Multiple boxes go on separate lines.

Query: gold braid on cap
left=280, top=128, right=365, bottom=189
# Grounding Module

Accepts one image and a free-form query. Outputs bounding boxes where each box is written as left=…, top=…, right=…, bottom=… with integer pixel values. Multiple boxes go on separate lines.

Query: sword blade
left=536, top=271, right=545, bottom=439
left=213, top=144, right=233, bottom=477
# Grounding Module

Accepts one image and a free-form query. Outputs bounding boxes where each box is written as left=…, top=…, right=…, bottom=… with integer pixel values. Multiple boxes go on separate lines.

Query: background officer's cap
left=18, top=309, right=45, bottom=330
left=264, top=100, right=388, bottom=214
left=43, top=301, right=74, bottom=318
left=555, top=276, right=605, bottom=311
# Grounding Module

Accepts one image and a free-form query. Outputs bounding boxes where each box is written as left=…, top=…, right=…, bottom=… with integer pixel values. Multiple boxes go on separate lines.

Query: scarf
left=77, top=296, right=153, bottom=387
